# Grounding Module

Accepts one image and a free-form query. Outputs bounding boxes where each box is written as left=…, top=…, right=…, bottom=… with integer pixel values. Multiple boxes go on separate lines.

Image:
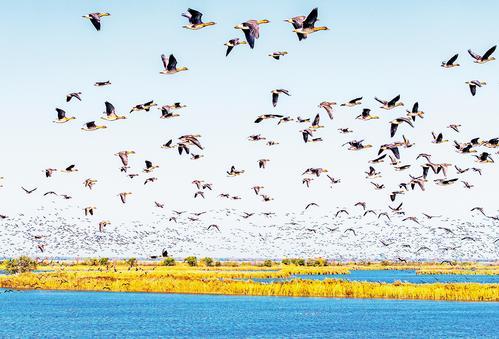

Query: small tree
left=5, top=256, right=37, bottom=274
left=201, top=257, right=214, bottom=267
left=214, top=261, right=221, bottom=267
left=99, top=257, right=109, bottom=266
left=162, top=257, right=176, bottom=266
left=263, top=259, right=273, bottom=267
left=126, top=258, right=137, bottom=269
left=281, top=259, right=291, bottom=265
left=184, top=256, right=198, bottom=267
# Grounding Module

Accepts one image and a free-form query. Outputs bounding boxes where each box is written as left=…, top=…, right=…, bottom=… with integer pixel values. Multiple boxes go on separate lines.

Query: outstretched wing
left=89, top=13, right=101, bottom=31
left=447, top=54, right=458, bottom=65
left=187, top=8, right=203, bottom=25
left=303, top=8, right=318, bottom=29
left=387, top=94, right=400, bottom=106
left=105, top=101, right=115, bottom=115
left=467, top=49, right=480, bottom=60
left=167, top=54, right=177, bottom=71
left=56, top=108, right=66, bottom=120
left=482, top=45, right=496, bottom=59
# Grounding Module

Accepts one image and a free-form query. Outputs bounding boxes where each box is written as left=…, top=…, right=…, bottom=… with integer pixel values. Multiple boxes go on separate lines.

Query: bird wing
left=312, top=113, right=320, bottom=126
left=167, top=54, right=177, bottom=71
left=390, top=147, right=400, bottom=159
left=225, top=45, right=234, bottom=57
left=469, top=84, right=476, bottom=96
left=447, top=54, right=458, bottom=65
left=272, top=92, right=278, bottom=107
left=482, top=45, right=496, bottom=59
left=87, top=121, right=96, bottom=128
left=467, top=49, right=480, bottom=60
left=56, top=108, right=66, bottom=120
left=161, top=54, right=168, bottom=69
left=89, top=14, right=101, bottom=31
left=390, top=123, right=398, bottom=138
left=374, top=97, right=385, bottom=105
left=387, top=94, right=400, bottom=106
left=412, top=102, right=418, bottom=113
left=303, top=7, right=318, bottom=29
left=187, top=8, right=203, bottom=24
left=105, top=101, right=115, bottom=115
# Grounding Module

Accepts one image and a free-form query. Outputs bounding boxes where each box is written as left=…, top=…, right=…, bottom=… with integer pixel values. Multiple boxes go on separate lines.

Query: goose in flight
left=234, top=19, right=270, bottom=49
left=44, top=168, right=57, bottom=177
left=271, top=89, right=290, bottom=107
left=102, top=101, right=125, bottom=121
left=82, top=121, right=107, bottom=131
left=227, top=165, right=245, bottom=177
left=83, top=178, right=97, bottom=190
left=258, top=159, right=270, bottom=169
left=82, top=12, right=110, bottom=31
left=465, top=80, right=486, bottom=96
left=53, top=108, right=75, bottom=123
left=61, top=164, right=78, bottom=173
left=434, top=178, right=458, bottom=186
left=468, top=45, right=496, bottom=64
left=371, top=182, right=385, bottom=190
left=66, top=92, right=82, bottom=102
left=115, top=151, right=135, bottom=168
left=447, top=124, right=461, bottom=133
left=356, top=108, right=379, bottom=121
left=160, top=54, right=188, bottom=74
left=441, top=54, right=459, bottom=68
left=406, top=102, right=424, bottom=121
left=375, top=95, right=403, bottom=110
left=365, top=166, right=381, bottom=179
left=340, top=97, right=362, bottom=107
left=390, top=117, right=414, bottom=137
left=268, top=51, right=288, bottom=60
left=431, top=132, right=448, bottom=144
left=254, top=114, right=283, bottom=123
left=318, top=101, right=336, bottom=119
left=474, top=152, right=494, bottom=163
left=21, top=187, right=37, bottom=194
left=224, top=38, right=247, bottom=56
left=343, top=140, right=372, bottom=151
left=207, top=224, right=220, bottom=232
left=144, top=160, right=159, bottom=173
left=130, top=100, right=157, bottom=113
left=84, top=207, right=96, bottom=216
left=94, top=80, right=111, bottom=87
left=99, top=220, right=111, bottom=232
left=118, top=192, right=132, bottom=204
left=181, top=8, right=215, bottom=30
left=302, top=168, right=328, bottom=177
left=291, top=8, right=329, bottom=38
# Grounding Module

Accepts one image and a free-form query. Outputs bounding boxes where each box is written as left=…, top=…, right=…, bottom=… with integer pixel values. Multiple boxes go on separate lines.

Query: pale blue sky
left=0, top=1, right=498, bottom=221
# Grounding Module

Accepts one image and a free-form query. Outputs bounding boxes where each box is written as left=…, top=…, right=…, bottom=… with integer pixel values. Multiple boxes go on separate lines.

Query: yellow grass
left=0, top=271, right=497, bottom=301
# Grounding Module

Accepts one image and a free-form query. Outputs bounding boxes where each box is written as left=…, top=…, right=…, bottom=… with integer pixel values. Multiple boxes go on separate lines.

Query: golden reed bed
left=0, top=271, right=497, bottom=301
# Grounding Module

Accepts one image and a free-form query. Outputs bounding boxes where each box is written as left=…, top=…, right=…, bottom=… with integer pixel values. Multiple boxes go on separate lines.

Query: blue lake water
left=253, top=270, right=499, bottom=284
left=0, top=290, right=497, bottom=338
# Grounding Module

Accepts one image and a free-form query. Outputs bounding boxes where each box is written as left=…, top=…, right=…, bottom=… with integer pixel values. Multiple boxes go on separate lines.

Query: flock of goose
left=0, top=7, right=498, bottom=260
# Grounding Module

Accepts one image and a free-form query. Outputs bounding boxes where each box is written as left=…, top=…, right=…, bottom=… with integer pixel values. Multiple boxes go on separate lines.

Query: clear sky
left=0, top=0, right=498, bottom=222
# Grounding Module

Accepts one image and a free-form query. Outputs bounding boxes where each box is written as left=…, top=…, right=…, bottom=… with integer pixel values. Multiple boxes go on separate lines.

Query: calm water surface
left=0, top=289, right=497, bottom=338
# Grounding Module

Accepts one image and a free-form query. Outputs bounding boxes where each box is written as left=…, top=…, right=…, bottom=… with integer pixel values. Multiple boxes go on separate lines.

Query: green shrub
left=162, top=257, right=176, bottom=266
left=99, top=258, right=109, bottom=266
left=126, top=258, right=137, bottom=269
left=201, top=257, right=214, bottom=267
left=184, top=256, right=198, bottom=267
left=5, top=256, right=37, bottom=274
left=281, top=259, right=291, bottom=265
left=263, top=259, right=273, bottom=267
